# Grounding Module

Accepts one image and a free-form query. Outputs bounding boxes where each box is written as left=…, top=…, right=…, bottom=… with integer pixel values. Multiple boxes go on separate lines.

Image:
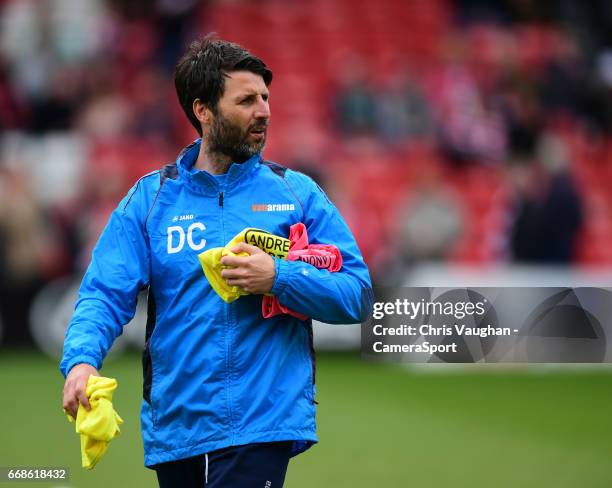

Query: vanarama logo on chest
left=252, top=203, right=295, bottom=212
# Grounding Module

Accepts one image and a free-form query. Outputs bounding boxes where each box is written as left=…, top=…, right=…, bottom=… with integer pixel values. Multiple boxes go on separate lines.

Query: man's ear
left=193, top=99, right=213, bottom=126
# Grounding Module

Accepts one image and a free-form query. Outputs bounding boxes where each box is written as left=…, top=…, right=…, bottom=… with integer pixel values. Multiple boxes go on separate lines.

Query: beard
left=206, top=111, right=267, bottom=163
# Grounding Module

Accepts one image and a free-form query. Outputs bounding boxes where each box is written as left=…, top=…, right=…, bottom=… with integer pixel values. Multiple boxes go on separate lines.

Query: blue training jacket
left=60, top=139, right=373, bottom=467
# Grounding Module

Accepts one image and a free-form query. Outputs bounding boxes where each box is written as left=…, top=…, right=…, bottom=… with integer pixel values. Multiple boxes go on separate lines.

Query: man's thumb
left=230, top=242, right=261, bottom=255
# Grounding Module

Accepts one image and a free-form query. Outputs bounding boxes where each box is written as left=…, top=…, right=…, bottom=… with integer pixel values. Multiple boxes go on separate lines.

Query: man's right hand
left=62, top=363, right=100, bottom=419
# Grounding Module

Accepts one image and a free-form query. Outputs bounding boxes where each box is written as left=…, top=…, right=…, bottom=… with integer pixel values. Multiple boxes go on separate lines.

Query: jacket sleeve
left=270, top=172, right=373, bottom=324
left=59, top=181, right=151, bottom=377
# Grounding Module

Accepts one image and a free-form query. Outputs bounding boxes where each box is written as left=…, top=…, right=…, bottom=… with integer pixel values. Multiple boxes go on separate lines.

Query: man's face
left=206, top=71, right=270, bottom=163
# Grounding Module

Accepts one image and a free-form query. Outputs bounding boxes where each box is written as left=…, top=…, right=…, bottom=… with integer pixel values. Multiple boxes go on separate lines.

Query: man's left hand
left=220, top=243, right=276, bottom=294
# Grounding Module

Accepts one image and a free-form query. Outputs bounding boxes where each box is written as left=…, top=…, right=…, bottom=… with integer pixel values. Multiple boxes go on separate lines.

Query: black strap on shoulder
left=160, top=163, right=178, bottom=183
left=261, top=159, right=287, bottom=178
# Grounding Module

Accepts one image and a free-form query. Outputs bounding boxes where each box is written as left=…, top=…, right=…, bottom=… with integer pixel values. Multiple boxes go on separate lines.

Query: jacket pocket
left=142, top=288, right=158, bottom=427
left=142, top=339, right=153, bottom=405
left=142, top=339, right=159, bottom=428
left=303, top=319, right=317, bottom=404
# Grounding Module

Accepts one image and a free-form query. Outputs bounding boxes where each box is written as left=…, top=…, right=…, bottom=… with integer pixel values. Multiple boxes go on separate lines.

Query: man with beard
left=60, top=35, right=372, bottom=487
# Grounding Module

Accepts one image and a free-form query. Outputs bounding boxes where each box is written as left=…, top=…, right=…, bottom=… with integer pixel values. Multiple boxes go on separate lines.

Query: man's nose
left=254, top=98, right=270, bottom=119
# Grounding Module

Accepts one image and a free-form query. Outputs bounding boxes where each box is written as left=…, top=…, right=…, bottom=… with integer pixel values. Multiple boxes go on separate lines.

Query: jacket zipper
left=219, top=188, right=234, bottom=431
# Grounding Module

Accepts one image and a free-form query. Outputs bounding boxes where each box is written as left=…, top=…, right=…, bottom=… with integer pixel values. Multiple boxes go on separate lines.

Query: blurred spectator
left=538, top=31, right=587, bottom=123
left=374, top=70, right=433, bottom=145
left=508, top=133, right=583, bottom=263
left=397, top=171, right=464, bottom=263
left=496, top=63, right=542, bottom=154
left=429, top=34, right=507, bottom=164
left=333, top=58, right=377, bottom=137
left=0, top=55, right=28, bottom=130
left=127, top=66, right=175, bottom=141
left=77, top=90, right=134, bottom=141
left=0, top=165, right=57, bottom=344
left=29, top=63, right=83, bottom=133
left=0, top=158, right=72, bottom=270
left=591, top=49, right=612, bottom=133
left=154, top=0, right=204, bottom=73
left=379, top=164, right=464, bottom=286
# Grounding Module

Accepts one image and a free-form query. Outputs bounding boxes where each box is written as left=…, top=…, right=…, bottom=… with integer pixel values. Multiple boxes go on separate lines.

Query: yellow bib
left=198, top=228, right=290, bottom=303
left=66, top=376, right=123, bottom=470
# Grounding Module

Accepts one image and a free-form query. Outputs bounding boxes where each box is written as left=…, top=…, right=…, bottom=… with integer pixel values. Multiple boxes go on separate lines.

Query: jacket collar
left=176, top=138, right=261, bottom=195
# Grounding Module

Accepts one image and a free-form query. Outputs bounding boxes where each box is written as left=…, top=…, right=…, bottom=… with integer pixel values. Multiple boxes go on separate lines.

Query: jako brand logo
left=172, top=214, right=195, bottom=222
left=252, top=203, right=295, bottom=212
left=167, top=222, right=206, bottom=254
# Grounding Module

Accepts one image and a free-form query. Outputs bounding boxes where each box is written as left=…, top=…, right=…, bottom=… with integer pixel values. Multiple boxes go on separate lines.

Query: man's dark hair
left=174, top=34, right=273, bottom=136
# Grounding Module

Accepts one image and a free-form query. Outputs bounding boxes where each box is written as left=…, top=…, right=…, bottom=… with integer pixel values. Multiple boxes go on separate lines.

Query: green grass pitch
left=1, top=350, right=611, bottom=487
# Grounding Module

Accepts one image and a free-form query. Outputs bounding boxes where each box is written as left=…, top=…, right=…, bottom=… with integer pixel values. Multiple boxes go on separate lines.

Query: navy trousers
left=153, top=441, right=293, bottom=488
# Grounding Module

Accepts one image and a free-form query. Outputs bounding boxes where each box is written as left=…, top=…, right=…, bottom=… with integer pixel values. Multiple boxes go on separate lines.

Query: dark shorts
left=153, top=441, right=294, bottom=488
